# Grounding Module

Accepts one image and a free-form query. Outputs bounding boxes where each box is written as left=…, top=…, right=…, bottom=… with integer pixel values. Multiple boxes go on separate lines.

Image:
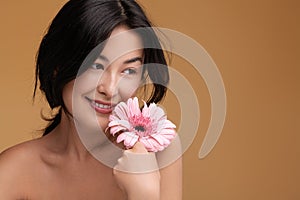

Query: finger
left=129, top=141, right=148, bottom=154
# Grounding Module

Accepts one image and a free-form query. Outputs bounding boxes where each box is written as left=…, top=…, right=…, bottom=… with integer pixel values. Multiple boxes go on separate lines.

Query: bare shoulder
left=2, top=138, right=37, bottom=154
left=0, top=139, right=42, bottom=167
left=0, top=139, right=44, bottom=197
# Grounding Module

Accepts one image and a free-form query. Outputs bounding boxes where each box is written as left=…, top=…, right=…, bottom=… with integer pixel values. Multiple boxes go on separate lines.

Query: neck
left=45, top=111, right=90, bottom=161
left=44, top=110, right=123, bottom=166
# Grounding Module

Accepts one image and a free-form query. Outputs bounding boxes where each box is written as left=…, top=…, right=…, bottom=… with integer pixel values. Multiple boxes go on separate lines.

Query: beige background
left=0, top=0, right=299, bottom=199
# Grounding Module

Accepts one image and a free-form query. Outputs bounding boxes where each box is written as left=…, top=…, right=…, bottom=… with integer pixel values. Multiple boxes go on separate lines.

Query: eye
left=91, top=63, right=104, bottom=70
left=123, top=68, right=137, bottom=75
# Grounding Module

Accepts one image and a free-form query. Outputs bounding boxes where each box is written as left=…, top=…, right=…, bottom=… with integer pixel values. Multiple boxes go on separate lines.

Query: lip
left=85, top=97, right=116, bottom=114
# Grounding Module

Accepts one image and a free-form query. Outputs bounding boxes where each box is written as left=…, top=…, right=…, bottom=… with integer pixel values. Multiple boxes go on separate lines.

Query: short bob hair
left=34, top=0, right=170, bottom=136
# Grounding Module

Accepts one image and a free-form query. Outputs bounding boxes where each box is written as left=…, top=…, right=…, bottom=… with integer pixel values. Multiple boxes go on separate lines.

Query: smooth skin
left=0, top=26, right=182, bottom=200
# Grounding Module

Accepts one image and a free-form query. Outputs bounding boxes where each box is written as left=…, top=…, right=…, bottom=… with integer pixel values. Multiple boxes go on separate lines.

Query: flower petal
left=116, top=133, right=127, bottom=143
left=109, top=115, right=118, bottom=121
left=128, top=134, right=139, bottom=147
left=123, top=132, right=139, bottom=148
left=159, top=128, right=176, bottom=136
left=108, top=97, right=177, bottom=152
left=151, top=133, right=171, bottom=146
left=126, top=97, right=139, bottom=118
left=142, top=101, right=150, bottom=118
left=139, top=137, right=154, bottom=151
left=149, top=104, right=166, bottom=122
left=108, top=120, right=120, bottom=127
left=117, top=120, right=131, bottom=129
left=114, top=102, right=129, bottom=120
left=148, top=138, right=162, bottom=152
left=156, top=120, right=176, bottom=132
left=110, top=126, right=127, bottom=136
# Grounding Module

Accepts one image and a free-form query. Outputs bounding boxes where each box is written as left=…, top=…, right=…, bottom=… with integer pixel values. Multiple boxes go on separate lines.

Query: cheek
left=75, top=70, right=102, bottom=92
left=118, top=77, right=142, bottom=99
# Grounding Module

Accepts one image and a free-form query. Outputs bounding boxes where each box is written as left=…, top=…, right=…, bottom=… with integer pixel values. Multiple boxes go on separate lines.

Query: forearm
left=127, top=186, right=160, bottom=200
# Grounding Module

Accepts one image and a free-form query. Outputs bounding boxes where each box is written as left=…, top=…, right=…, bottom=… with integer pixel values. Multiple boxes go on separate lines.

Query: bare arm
left=157, top=134, right=182, bottom=200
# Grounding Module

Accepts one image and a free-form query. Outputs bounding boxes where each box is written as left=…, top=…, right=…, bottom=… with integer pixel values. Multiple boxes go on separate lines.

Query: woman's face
left=63, top=26, right=144, bottom=132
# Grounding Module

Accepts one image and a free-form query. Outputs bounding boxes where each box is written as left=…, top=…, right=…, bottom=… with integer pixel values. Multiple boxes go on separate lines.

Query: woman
left=0, top=0, right=182, bottom=199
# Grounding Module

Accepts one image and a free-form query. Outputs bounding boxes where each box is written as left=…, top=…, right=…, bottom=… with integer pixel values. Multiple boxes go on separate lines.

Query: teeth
left=92, top=102, right=112, bottom=109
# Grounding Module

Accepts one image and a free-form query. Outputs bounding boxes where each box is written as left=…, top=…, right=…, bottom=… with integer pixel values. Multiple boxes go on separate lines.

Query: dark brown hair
left=34, top=0, right=169, bottom=136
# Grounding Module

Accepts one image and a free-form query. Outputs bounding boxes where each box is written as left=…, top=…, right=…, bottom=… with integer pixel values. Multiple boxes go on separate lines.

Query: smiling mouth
left=91, top=101, right=113, bottom=109
left=85, top=97, right=116, bottom=114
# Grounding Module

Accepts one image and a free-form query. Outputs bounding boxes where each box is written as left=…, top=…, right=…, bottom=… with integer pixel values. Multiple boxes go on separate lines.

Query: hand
left=113, top=142, right=160, bottom=200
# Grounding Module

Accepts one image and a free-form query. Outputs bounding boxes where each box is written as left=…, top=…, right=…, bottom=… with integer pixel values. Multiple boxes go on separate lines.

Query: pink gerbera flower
left=107, top=97, right=176, bottom=152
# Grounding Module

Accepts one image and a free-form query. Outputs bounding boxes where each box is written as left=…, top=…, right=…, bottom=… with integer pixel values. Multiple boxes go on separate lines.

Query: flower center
left=134, top=125, right=146, bottom=132
left=130, top=114, right=152, bottom=137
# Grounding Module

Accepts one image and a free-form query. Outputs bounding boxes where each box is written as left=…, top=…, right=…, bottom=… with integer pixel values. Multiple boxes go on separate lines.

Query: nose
left=97, top=70, right=118, bottom=98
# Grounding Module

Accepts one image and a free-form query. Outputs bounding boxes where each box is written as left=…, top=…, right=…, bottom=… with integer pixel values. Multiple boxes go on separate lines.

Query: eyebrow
left=98, top=55, right=109, bottom=62
left=123, top=57, right=143, bottom=64
left=98, top=55, right=143, bottom=64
